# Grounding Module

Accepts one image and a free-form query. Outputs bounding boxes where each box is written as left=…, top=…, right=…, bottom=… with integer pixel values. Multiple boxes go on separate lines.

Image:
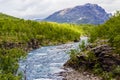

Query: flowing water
left=19, top=37, right=88, bottom=80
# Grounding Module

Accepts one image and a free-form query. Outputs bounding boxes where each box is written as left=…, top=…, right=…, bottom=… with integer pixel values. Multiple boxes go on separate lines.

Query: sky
left=0, top=0, right=120, bottom=19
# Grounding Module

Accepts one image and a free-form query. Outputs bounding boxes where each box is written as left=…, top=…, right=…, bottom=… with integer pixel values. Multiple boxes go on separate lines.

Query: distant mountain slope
left=44, top=3, right=111, bottom=24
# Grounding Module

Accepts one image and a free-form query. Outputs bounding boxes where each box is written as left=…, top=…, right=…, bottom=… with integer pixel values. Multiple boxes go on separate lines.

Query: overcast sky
left=0, top=0, right=120, bottom=19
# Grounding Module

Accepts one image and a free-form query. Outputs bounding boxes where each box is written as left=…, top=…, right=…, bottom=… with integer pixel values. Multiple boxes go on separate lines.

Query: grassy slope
left=0, top=13, right=90, bottom=79
left=0, top=17, right=84, bottom=44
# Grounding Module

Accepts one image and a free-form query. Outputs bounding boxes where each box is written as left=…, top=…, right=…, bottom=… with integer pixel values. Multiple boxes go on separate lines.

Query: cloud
left=0, top=0, right=120, bottom=19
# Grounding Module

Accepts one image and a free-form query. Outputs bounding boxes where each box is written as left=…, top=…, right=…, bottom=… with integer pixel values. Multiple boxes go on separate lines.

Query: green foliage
left=112, top=66, right=120, bottom=75
left=0, top=73, right=21, bottom=80
left=68, top=49, right=78, bottom=60
left=89, top=11, right=120, bottom=52
left=86, top=51, right=96, bottom=61
left=67, top=49, right=80, bottom=68
left=64, top=11, right=120, bottom=80
left=0, top=12, right=97, bottom=79
left=79, top=40, right=85, bottom=51
left=101, top=72, right=115, bottom=80
left=0, top=13, right=84, bottom=44
left=79, top=24, right=96, bottom=36
left=93, top=63, right=103, bottom=74
left=87, top=11, right=120, bottom=79
left=0, top=48, right=26, bottom=80
left=0, top=13, right=91, bottom=79
left=100, top=65, right=120, bottom=80
left=0, top=13, right=18, bottom=20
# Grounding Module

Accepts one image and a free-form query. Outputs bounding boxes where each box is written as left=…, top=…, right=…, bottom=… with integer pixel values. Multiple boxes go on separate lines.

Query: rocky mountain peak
left=44, top=3, right=111, bottom=24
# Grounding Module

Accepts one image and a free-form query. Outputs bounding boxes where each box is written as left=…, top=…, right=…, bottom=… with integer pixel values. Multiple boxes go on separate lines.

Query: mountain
left=44, top=3, right=112, bottom=24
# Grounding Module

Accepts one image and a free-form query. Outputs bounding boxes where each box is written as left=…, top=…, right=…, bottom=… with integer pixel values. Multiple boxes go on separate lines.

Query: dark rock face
left=0, top=39, right=40, bottom=52
left=27, top=39, right=40, bottom=50
left=44, top=3, right=111, bottom=24
left=77, top=44, right=120, bottom=72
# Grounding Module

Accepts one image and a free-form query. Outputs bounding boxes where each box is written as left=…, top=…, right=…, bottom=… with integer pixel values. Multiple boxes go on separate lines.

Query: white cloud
left=0, top=0, right=120, bottom=19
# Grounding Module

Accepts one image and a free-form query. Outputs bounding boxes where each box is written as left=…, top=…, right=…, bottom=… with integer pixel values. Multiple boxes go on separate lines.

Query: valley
left=0, top=3, right=120, bottom=80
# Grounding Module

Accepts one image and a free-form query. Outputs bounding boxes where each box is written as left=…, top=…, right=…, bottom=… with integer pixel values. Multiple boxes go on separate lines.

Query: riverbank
left=18, top=40, right=82, bottom=80
left=64, top=39, right=120, bottom=80
left=59, top=67, right=101, bottom=80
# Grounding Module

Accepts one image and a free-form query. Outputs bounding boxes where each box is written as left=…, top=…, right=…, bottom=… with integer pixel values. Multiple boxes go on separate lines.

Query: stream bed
left=19, top=37, right=88, bottom=80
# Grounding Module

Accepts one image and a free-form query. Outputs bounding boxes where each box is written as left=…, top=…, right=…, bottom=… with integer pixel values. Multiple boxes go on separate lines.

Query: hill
left=0, top=13, right=18, bottom=20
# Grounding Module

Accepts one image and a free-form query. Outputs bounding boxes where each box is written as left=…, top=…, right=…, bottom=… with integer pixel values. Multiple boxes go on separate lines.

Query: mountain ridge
left=43, top=3, right=112, bottom=24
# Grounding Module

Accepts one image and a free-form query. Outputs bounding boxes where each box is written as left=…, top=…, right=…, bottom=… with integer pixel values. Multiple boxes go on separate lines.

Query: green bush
left=90, top=11, right=120, bottom=50
left=79, top=40, right=85, bottom=51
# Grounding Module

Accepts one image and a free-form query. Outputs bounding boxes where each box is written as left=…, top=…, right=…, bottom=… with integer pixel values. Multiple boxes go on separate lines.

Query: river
left=18, top=37, right=88, bottom=80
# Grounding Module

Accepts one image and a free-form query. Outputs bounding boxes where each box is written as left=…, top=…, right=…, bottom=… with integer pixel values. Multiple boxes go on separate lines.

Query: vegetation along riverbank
left=0, top=13, right=94, bottom=80
left=64, top=11, right=120, bottom=80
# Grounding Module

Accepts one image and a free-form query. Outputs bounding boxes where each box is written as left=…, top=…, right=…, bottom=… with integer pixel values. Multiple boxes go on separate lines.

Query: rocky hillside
left=44, top=3, right=111, bottom=24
